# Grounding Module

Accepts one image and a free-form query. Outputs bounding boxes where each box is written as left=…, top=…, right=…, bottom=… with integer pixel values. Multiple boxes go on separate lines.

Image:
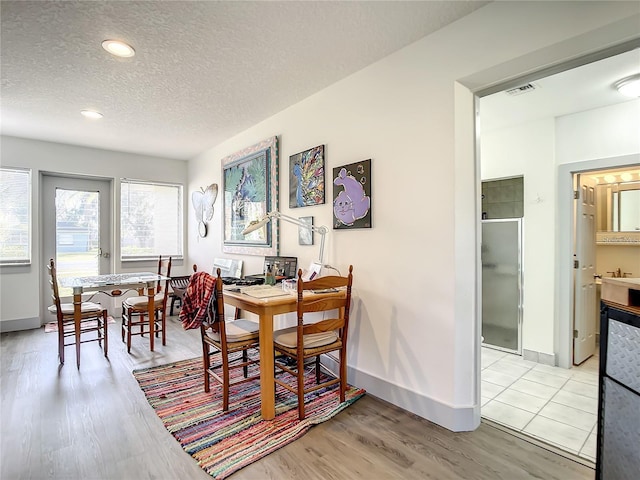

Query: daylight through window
left=0, top=167, right=31, bottom=265
left=120, top=179, right=183, bottom=260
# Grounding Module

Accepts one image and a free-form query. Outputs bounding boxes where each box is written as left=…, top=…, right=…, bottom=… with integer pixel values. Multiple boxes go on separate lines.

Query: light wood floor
left=1, top=317, right=595, bottom=480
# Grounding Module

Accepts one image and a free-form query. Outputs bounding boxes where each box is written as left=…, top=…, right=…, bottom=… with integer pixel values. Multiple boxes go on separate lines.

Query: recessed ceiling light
left=102, top=39, right=135, bottom=58
left=80, top=109, right=103, bottom=119
left=614, top=74, right=640, bottom=98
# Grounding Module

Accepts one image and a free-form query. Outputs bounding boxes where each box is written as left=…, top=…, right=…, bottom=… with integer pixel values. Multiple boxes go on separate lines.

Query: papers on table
left=239, top=285, right=291, bottom=299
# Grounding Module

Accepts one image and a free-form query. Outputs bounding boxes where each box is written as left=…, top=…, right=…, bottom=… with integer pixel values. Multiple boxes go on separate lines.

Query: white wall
left=481, top=119, right=557, bottom=356
left=186, top=2, right=640, bottom=430
left=557, top=100, right=640, bottom=164
left=0, top=136, right=188, bottom=329
left=597, top=245, right=640, bottom=278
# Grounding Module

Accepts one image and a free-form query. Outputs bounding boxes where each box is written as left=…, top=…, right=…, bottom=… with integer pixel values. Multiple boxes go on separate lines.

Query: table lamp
left=242, top=210, right=328, bottom=264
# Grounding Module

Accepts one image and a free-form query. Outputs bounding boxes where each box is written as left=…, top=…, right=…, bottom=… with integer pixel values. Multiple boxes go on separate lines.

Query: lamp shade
left=241, top=216, right=271, bottom=235
left=241, top=210, right=329, bottom=264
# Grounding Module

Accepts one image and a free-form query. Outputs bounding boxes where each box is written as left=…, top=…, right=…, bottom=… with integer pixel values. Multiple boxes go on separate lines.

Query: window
left=0, top=167, right=31, bottom=265
left=120, top=179, right=183, bottom=260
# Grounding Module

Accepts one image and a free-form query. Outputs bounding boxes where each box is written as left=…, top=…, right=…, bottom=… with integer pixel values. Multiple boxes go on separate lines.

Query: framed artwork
left=298, top=216, right=314, bottom=245
left=289, top=145, right=325, bottom=208
left=222, top=136, right=279, bottom=256
left=333, top=159, right=372, bottom=229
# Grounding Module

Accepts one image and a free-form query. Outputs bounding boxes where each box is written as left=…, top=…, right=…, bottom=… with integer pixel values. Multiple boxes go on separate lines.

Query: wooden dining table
left=222, top=286, right=346, bottom=420
left=59, top=272, right=169, bottom=365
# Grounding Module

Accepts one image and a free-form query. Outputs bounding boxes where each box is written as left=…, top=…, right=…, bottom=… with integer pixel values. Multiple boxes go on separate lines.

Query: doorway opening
left=572, top=164, right=640, bottom=365
left=477, top=45, right=639, bottom=463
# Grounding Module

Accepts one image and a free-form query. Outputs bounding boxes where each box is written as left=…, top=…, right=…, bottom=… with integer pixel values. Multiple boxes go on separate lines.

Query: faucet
left=606, top=268, right=633, bottom=278
left=607, top=268, right=622, bottom=278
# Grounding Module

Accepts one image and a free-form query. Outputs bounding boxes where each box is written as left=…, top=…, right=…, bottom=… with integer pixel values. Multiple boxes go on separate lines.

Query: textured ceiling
left=1, top=0, right=487, bottom=160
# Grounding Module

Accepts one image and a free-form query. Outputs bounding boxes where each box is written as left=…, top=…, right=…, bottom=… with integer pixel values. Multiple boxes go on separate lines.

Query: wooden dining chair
left=121, top=256, right=172, bottom=352
left=201, top=268, right=260, bottom=411
left=273, top=265, right=353, bottom=420
left=47, top=258, right=108, bottom=368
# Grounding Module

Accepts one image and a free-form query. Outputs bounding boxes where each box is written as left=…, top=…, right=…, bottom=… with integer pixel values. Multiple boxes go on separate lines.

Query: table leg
left=73, top=287, right=82, bottom=369
left=259, top=313, right=275, bottom=420
left=147, top=283, right=156, bottom=351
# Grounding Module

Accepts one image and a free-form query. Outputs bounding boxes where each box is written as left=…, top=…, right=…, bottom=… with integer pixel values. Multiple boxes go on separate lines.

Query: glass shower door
left=481, top=219, right=522, bottom=353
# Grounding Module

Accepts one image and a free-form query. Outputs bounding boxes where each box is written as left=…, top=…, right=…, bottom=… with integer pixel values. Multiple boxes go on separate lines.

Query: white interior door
left=41, top=175, right=111, bottom=318
left=573, top=173, right=597, bottom=365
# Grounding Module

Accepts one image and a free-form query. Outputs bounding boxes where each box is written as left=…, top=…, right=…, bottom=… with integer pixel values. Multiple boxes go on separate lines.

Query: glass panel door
left=481, top=218, right=523, bottom=353
left=41, top=175, right=111, bottom=318
left=54, top=188, right=101, bottom=296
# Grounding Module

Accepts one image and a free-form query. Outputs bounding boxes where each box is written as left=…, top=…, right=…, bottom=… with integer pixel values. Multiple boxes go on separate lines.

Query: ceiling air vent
left=505, top=83, right=538, bottom=96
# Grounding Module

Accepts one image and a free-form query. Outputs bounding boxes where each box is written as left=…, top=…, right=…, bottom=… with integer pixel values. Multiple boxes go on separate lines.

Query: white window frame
left=0, top=167, right=32, bottom=266
left=120, top=178, right=183, bottom=262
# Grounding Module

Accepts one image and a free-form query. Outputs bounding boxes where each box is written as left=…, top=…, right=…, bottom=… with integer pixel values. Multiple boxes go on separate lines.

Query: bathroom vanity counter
left=601, top=277, right=640, bottom=311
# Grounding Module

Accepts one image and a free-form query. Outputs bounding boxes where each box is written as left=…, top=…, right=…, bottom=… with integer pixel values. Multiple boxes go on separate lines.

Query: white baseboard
left=320, top=354, right=480, bottom=432
left=523, top=349, right=556, bottom=366
left=0, top=316, right=41, bottom=332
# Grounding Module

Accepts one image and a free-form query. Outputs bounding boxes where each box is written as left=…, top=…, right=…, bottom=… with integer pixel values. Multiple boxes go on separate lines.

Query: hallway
left=481, top=347, right=599, bottom=463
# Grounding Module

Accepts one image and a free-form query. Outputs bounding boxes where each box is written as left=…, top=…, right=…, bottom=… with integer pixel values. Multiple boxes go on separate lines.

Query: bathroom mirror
left=596, top=182, right=640, bottom=232
left=615, top=189, right=640, bottom=231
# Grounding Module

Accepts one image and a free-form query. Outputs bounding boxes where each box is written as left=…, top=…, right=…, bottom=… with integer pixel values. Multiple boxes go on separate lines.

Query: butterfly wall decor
left=191, top=183, right=218, bottom=237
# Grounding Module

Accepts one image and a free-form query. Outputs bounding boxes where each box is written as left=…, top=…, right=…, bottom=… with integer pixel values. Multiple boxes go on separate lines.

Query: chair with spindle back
left=272, top=265, right=353, bottom=420
left=47, top=258, right=108, bottom=368
left=121, top=256, right=172, bottom=352
left=199, top=268, right=260, bottom=411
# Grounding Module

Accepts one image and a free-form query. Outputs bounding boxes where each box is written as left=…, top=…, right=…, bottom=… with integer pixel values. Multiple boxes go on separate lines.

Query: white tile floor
left=481, top=347, right=599, bottom=462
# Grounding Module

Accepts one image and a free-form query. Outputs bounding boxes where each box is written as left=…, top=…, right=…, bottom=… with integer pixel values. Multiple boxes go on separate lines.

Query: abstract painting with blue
left=289, top=145, right=325, bottom=208
left=222, top=136, right=279, bottom=257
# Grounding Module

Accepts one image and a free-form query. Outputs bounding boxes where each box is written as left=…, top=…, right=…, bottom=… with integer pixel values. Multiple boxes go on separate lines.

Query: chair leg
left=121, top=305, right=126, bottom=343
left=97, top=316, right=103, bottom=350
left=243, top=349, right=248, bottom=378
left=75, top=321, right=81, bottom=369
left=126, top=309, right=132, bottom=353
left=202, top=342, right=211, bottom=393
left=103, top=311, right=109, bottom=357
left=222, top=352, right=230, bottom=411
left=58, top=321, right=65, bottom=365
left=170, top=297, right=176, bottom=317
left=161, top=310, right=166, bottom=346
left=154, top=308, right=159, bottom=338
left=297, top=356, right=305, bottom=420
left=339, top=348, right=347, bottom=403
left=315, top=355, right=321, bottom=384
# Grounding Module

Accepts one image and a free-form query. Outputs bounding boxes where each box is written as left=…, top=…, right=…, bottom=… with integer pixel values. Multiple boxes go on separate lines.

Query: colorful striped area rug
left=133, top=356, right=365, bottom=480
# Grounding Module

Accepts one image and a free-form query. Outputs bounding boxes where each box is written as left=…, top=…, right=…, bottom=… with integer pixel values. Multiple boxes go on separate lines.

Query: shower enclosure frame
left=481, top=217, right=523, bottom=355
